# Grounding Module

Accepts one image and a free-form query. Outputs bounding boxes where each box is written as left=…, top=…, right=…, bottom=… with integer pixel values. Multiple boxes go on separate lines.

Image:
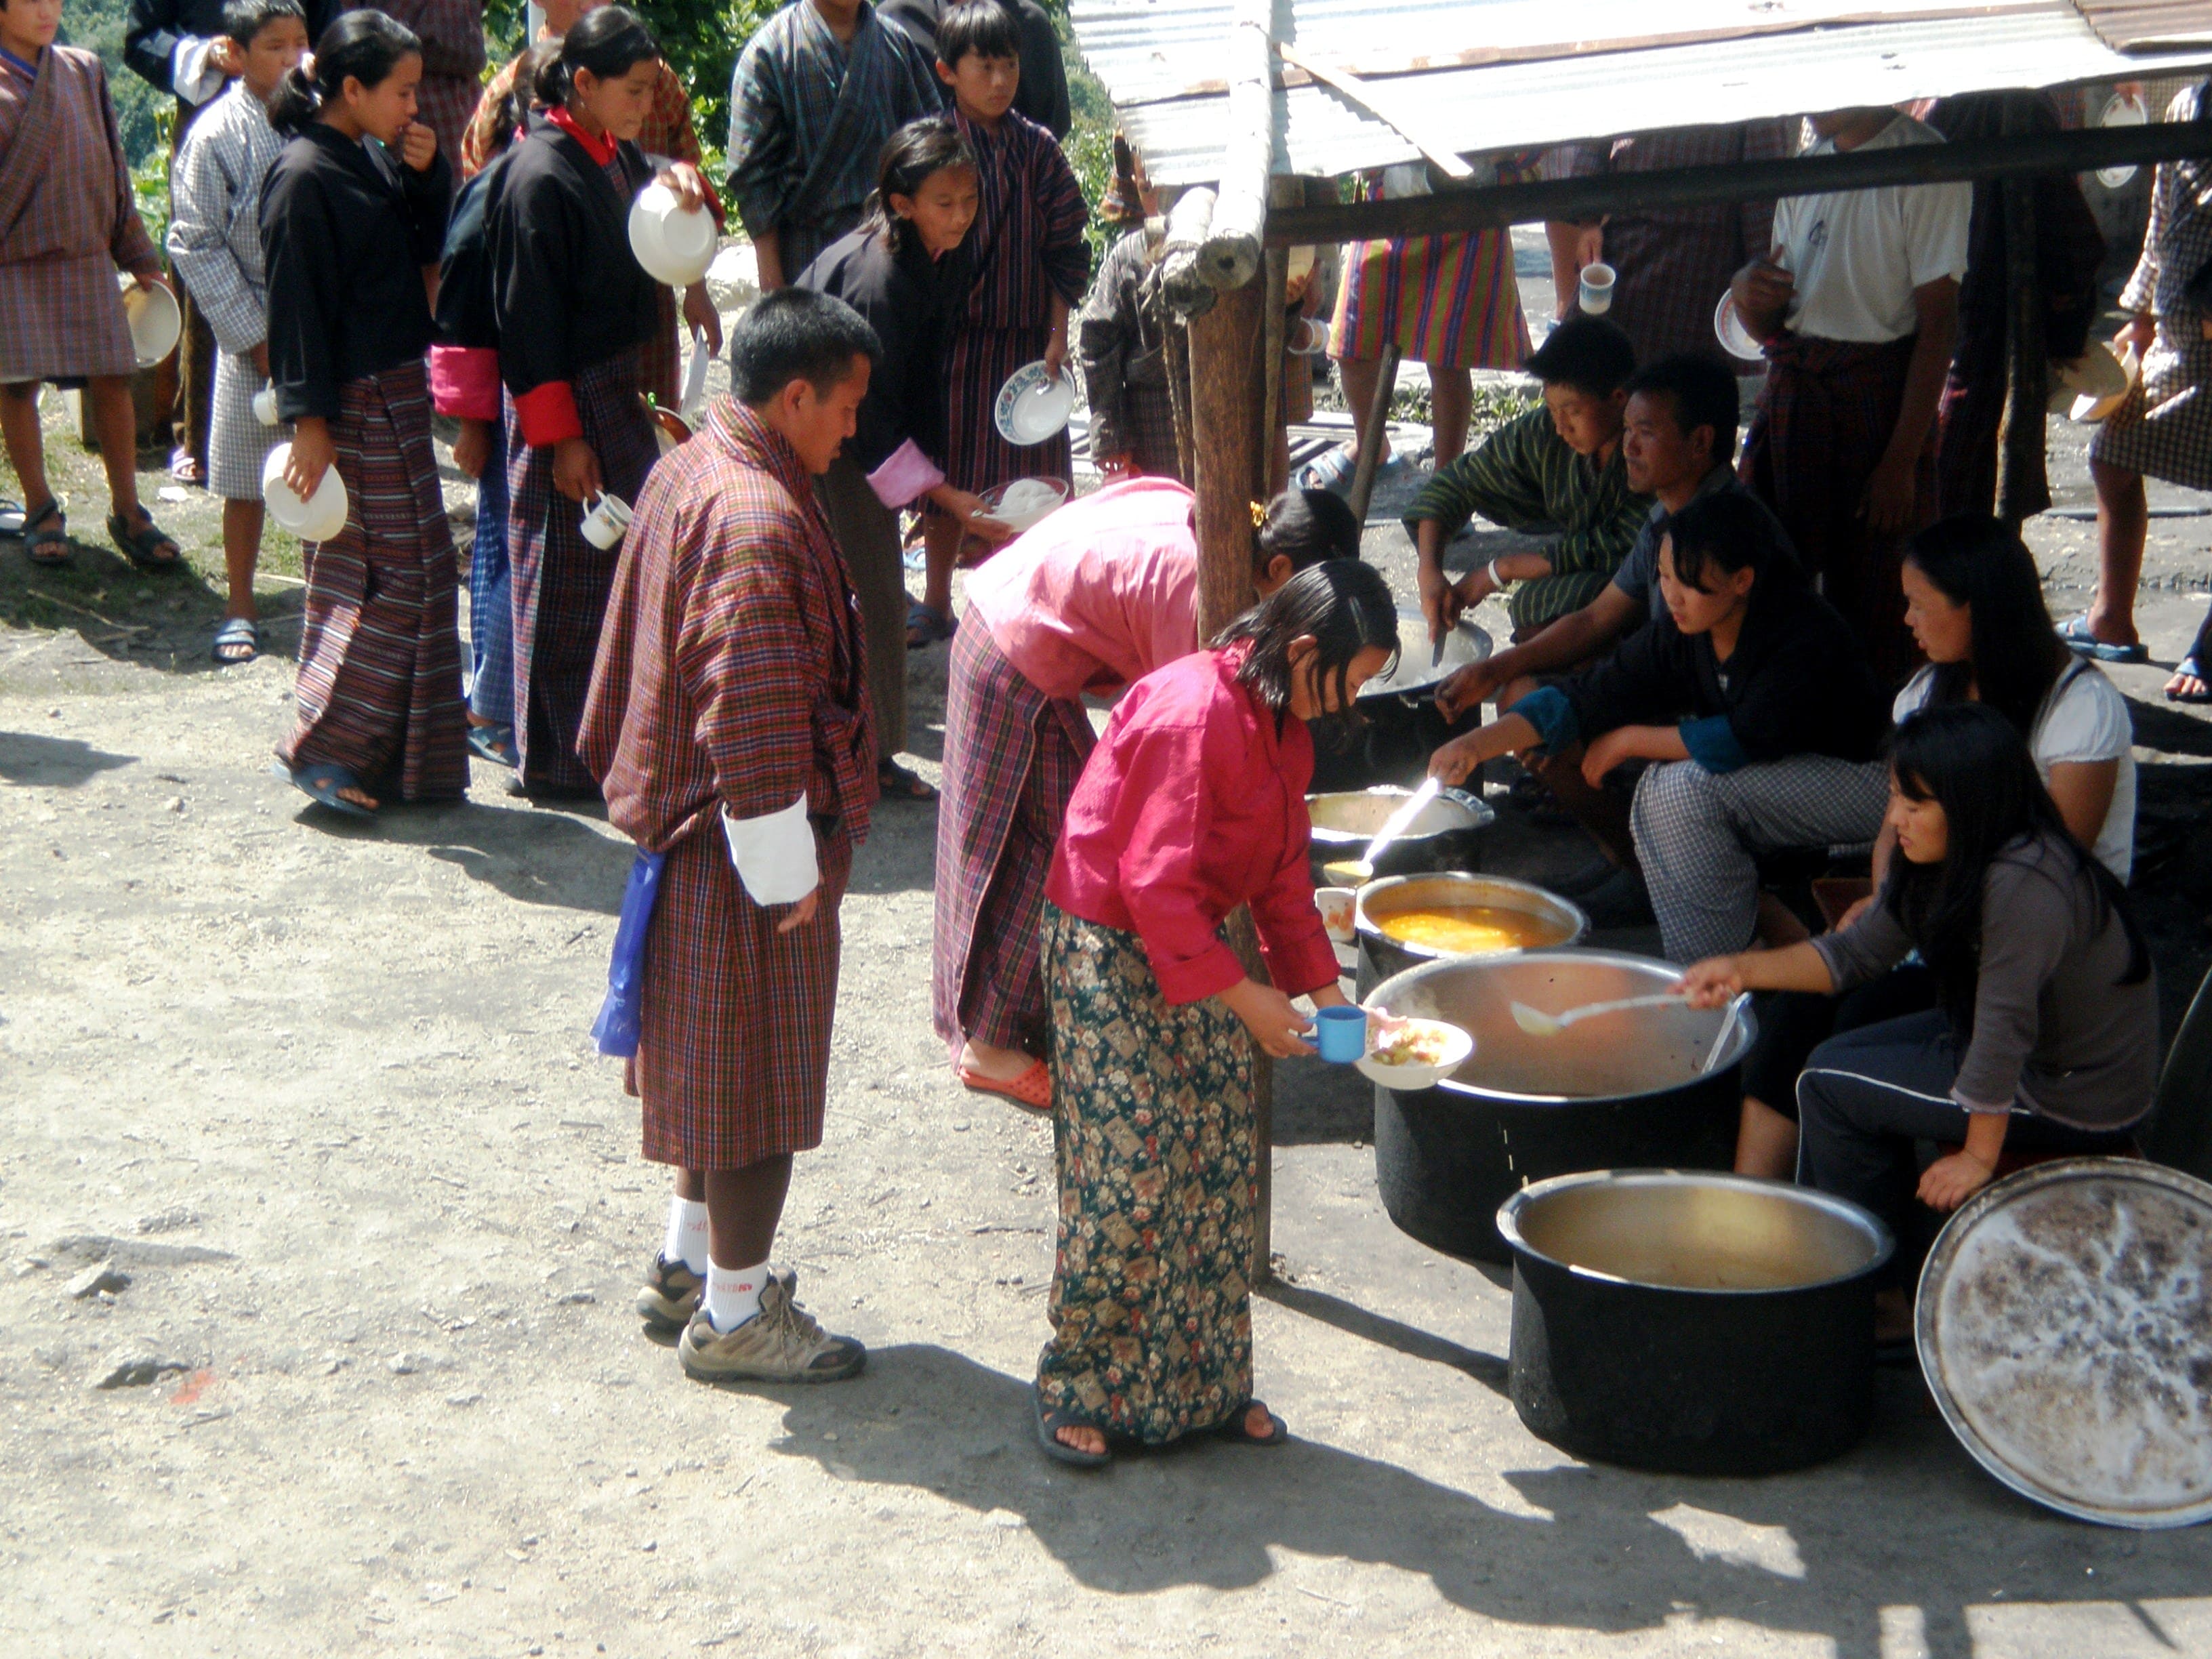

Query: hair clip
left=1249, top=500, right=1267, bottom=528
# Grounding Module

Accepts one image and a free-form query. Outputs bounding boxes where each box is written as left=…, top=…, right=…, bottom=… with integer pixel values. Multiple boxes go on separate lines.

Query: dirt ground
left=5, top=334, right=2212, bottom=1657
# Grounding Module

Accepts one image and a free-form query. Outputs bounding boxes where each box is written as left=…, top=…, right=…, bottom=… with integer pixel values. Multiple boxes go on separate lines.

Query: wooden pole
left=1264, top=119, right=2212, bottom=248
left=1346, top=343, right=1401, bottom=526
left=1188, top=274, right=1274, bottom=1284
left=1995, top=134, right=2047, bottom=526
left=1196, top=0, right=1277, bottom=291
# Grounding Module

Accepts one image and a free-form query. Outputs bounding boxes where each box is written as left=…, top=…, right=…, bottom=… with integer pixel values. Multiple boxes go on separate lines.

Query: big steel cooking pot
left=1307, top=785, right=1496, bottom=884
left=1497, top=1170, right=1893, bottom=1475
left=1363, top=949, right=1749, bottom=1262
left=1355, top=872, right=1589, bottom=998
left=1308, top=612, right=1491, bottom=794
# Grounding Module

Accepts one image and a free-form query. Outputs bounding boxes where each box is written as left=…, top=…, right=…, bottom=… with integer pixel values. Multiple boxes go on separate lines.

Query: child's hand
left=1042, top=333, right=1066, bottom=383
left=452, top=418, right=493, bottom=480
left=398, top=121, right=437, bottom=173
left=553, top=436, right=602, bottom=504
left=285, top=417, right=335, bottom=499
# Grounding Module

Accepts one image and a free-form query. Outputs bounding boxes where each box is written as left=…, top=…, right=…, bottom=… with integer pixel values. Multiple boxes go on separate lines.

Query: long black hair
left=1215, top=560, right=1399, bottom=734
left=1882, top=702, right=2148, bottom=1032
left=532, top=5, right=660, bottom=108
left=269, top=8, right=419, bottom=136
left=859, top=117, right=977, bottom=255
left=1904, top=514, right=2074, bottom=740
left=1663, top=487, right=1803, bottom=595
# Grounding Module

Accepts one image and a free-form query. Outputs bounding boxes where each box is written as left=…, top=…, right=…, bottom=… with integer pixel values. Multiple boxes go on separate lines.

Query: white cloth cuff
left=867, top=438, right=945, bottom=509
left=721, top=794, right=819, bottom=907
left=173, top=37, right=229, bottom=106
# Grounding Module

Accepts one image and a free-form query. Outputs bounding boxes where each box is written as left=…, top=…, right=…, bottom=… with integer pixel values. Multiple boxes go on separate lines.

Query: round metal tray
left=1917, top=1157, right=2212, bottom=1529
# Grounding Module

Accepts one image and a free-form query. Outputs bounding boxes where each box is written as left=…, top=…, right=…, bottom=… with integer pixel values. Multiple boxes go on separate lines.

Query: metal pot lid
left=1917, top=1157, right=2212, bottom=1530
left=1307, top=785, right=1496, bottom=843
left=1357, top=612, right=1492, bottom=701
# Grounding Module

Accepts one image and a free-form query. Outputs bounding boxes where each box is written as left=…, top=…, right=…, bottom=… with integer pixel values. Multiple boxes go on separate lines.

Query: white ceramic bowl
left=262, top=442, right=349, bottom=541
left=977, top=476, right=1069, bottom=533
left=993, top=361, right=1076, bottom=446
left=2071, top=345, right=2140, bottom=424
left=121, top=278, right=182, bottom=369
left=628, top=182, right=717, bottom=287
left=2097, top=92, right=2148, bottom=190
left=1353, top=1015, right=1475, bottom=1092
left=1713, top=293, right=1764, bottom=363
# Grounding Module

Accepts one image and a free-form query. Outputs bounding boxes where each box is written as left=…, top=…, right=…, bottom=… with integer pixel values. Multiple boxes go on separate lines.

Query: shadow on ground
left=0, top=731, right=136, bottom=785
left=758, top=1343, right=2207, bottom=1659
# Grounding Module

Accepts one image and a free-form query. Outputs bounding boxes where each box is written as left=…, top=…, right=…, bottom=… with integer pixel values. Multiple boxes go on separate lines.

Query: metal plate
left=1307, top=785, right=1496, bottom=846
left=1358, top=612, right=1491, bottom=702
left=1918, top=1158, right=2212, bottom=1529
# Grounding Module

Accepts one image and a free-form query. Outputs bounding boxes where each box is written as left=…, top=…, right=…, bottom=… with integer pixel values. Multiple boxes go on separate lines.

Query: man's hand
left=451, top=418, right=492, bottom=480
left=552, top=436, right=602, bottom=504
left=1917, top=1149, right=1995, bottom=1213
left=1730, top=247, right=1795, bottom=340
left=133, top=270, right=171, bottom=295
left=1417, top=557, right=1465, bottom=646
left=398, top=120, right=437, bottom=174
left=1454, top=562, right=1500, bottom=612
left=657, top=161, right=710, bottom=212
left=1429, top=730, right=1487, bottom=787
left=776, top=888, right=821, bottom=935
left=1042, top=327, right=1067, bottom=383
left=933, top=485, right=1015, bottom=546
left=1859, top=450, right=1919, bottom=535
left=1580, top=726, right=1642, bottom=788
left=682, top=283, right=723, bottom=357
left=1435, top=658, right=1501, bottom=722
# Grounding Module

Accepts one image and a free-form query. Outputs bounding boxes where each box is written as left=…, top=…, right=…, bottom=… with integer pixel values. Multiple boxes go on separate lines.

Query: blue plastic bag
left=591, top=848, right=667, bottom=1058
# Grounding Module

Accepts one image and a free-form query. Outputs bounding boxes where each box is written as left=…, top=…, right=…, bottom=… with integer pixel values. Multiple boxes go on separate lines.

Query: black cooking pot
left=1497, top=1170, right=1893, bottom=1475
left=1308, top=611, right=1489, bottom=794
left=1364, top=949, right=1749, bottom=1263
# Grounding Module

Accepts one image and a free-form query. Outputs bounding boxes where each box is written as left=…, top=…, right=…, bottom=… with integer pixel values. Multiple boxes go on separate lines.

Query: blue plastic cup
left=1311, top=1005, right=1368, bottom=1063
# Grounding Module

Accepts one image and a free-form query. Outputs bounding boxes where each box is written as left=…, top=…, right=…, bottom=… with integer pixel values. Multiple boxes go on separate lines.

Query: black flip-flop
left=291, top=760, right=375, bottom=818
left=1211, top=1398, right=1290, bottom=1448
left=108, top=510, right=182, bottom=572
left=877, top=759, right=937, bottom=802
left=1033, top=1387, right=1111, bottom=1469
left=211, top=616, right=260, bottom=664
left=905, top=598, right=956, bottom=649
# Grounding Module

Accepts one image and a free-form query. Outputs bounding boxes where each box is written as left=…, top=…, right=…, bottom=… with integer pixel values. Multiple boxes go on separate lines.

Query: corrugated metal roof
left=1069, top=0, right=2212, bottom=184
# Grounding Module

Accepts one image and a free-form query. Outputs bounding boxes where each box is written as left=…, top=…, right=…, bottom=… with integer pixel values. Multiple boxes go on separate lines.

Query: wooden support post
left=1996, top=173, right=2046, bottom=527
left=1347, top=343, right=1401, bottom=526
left=1197, top=0, right=1277, bottom=291
left=1188, top=274, right=1274, bottom=1284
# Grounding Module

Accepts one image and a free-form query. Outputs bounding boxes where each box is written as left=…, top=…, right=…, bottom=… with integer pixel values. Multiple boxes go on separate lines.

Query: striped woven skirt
left=1329, top=229, right=1530, bottom=369
left=506, top=348, right=659, bottom=796
left=276, top=361, right=468, bottom=802
left=930, top=623, right=1096, bottom=1059
left=630, top=815, right=854, bottom=1171
left=942, top=322, right=1071, bottom=498
left=1033, top=903, right=1258, bottom=1445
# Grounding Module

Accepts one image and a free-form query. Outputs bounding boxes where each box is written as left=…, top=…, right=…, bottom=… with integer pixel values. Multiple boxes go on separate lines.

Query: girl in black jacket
left=1430, top=490, right=1892, bottom=963
left=487, top=7, right=712, bottom=797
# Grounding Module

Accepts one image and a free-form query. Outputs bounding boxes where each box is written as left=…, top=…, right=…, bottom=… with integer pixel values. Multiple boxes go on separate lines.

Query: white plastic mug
left=253, top=384, right=280, bottom=426
left=1288, top=316, right=1331, bottom=355
left=1578, top=261, right=1617, bottom=316
left=581, top=490, right=633, bottom=551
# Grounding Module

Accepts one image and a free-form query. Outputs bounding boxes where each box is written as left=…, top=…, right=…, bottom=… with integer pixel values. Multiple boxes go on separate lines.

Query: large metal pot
left=1307, top=785, right=1496, bottom=883
left=1308, top=612, right=1491, bottom=794
left=1498, top=1170, right=1893, bottom=1474
left=1355, top=872, right=1588, bottom=994
left=1364, top=949, right=1750, bottom=1262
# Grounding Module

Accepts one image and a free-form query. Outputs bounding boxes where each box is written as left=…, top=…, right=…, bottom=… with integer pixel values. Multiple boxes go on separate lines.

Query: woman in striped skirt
left=489, top=9, right=712, bottom=797
left=261, top=9, right=463, bottom=815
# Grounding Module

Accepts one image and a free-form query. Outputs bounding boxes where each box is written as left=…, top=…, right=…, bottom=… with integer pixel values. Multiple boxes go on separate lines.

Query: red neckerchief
left=546, top=106, right=617, bottom=166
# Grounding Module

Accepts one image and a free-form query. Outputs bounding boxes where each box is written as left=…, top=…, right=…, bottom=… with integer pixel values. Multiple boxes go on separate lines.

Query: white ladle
left=1698, top=993, right=1750, bottom=1074
left=1511, top=991, right=1687, bottom=1037
left=1336, top=777, right=1442, bottom=885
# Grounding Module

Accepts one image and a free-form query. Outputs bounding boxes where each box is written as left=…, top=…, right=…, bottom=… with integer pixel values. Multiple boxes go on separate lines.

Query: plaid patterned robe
left=0, top=45, right=161, bottom=383
left=579, top=399, right=878, bottom=1168
left=942, top=106, right=1092, bottom=496
left=725, top=0, right=944, bottom=279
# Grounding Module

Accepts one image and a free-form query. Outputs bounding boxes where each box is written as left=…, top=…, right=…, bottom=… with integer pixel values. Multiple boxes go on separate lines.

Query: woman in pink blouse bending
left=1031, top=560, right=1400, bottom=1466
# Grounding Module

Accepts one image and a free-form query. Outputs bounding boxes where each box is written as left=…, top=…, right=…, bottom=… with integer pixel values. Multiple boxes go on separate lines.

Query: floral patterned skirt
left=1033, top=903, right=1257, bottom=1444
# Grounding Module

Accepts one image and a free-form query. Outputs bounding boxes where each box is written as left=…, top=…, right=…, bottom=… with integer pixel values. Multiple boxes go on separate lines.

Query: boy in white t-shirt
left=1731, top=108, right=1971, bottom=687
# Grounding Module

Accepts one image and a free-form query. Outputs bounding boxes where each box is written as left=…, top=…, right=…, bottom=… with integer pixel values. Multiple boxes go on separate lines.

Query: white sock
left=703, top=1258, right=771, bottom=1333
left=661, top=1197, right=710, bottom=1275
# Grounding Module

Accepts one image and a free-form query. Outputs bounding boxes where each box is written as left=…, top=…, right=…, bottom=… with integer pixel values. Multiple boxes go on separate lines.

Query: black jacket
left=1562, top=573, right=1889, bottom=771
left=260, top=124, right=453, bottom=420
left=486, top=125, right=658, bottom=410
left=797, top=224, right=970, bottom=476
left=125, top=0, right=335, bottom=96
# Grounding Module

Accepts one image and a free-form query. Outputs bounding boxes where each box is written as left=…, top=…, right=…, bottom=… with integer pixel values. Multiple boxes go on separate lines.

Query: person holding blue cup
left=1311, top=1003, right=1370, bottom=1063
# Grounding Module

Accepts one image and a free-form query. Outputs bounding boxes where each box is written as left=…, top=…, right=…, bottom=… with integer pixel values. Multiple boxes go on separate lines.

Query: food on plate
left=1376, top=905, right=1569, bottom=956
left=1368, top=1019, right=1462, bottom=1068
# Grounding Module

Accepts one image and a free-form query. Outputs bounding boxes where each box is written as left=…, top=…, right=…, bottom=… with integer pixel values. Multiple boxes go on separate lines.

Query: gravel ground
left=5, top=305, right=2212, bottom=1657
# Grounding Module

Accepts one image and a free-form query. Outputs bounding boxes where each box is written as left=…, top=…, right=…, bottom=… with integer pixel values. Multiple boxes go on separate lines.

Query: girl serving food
left=1679, top=703, right=2156, bottom=1335
left=1032, top=560, right=1399, bottom=1467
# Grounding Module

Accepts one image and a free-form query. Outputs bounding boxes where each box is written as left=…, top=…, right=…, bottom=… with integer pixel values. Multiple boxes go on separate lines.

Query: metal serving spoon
left=1510, top=991, right=1689, bottom=1038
